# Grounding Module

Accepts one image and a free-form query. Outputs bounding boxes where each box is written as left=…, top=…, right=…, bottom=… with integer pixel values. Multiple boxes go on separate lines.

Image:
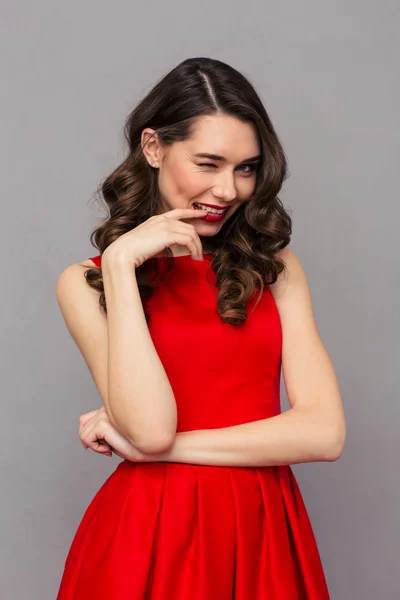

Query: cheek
left=236, top=178, right=256, bottom=202
left=169, top=166, right=205, bottom=198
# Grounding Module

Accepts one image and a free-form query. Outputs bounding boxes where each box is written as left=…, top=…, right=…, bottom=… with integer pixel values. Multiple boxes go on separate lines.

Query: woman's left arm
left=152, top=248, right=346, bottom=467
left=152, top=406, right=342, bottom=467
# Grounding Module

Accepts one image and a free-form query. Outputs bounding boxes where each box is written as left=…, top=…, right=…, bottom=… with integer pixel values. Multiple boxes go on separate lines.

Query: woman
left=55, top=56, right=345, bottom=599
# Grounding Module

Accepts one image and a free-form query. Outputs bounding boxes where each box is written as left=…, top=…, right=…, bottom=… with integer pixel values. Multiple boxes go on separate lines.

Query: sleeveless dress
left=56, top=252, right=331, bottom=599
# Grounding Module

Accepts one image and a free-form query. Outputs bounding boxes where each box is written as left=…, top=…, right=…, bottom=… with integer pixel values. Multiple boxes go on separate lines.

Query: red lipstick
left=192, top=202, right=229, bottom=222
left=194, top=202, right=228, bottom=209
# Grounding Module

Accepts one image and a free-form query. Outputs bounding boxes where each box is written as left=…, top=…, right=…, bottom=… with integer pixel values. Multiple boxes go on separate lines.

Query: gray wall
left=2, top=1, right=398, bottom=598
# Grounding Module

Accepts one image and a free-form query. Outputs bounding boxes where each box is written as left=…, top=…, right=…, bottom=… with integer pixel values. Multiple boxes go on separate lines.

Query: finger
left=156, top=212, right=206, bottom=261
left=168, top=230, right=204, bottom=261
left=80, top=408, right=101, bottom=420
left=163, top=220, right=204, bottom=261
left=79, top=408, right=101, bottom=428
left=80, top=436, right=111, bottom=453
left=81, top=421, right=114, bottom=454
left=86, top=444, right=112, bottom=457
left=85, top=440, right=112, bottom=454
left=162, top=207, right=208, bottom=220
left=96, top=439, right=113, bottom=452
left=94, top=444, right=113, bottom=455
left=79, top=412, right=101, bottom=439
left=79, top=407, right=110, bottom=437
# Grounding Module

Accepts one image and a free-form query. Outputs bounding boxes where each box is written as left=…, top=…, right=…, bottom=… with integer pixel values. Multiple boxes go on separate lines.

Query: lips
left=194, top=202, right=228, bottom=210
left=193, top=202, right=229, bottom=213
left=192, top=204, right=228, bottom=222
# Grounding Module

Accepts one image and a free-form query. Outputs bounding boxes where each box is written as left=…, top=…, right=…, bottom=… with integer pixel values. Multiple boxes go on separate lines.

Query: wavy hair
left=83, top=57, right=292, bottom=326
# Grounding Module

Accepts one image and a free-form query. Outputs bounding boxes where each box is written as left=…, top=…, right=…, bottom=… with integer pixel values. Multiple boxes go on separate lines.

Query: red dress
left=57, top=252, right=331, bottom=599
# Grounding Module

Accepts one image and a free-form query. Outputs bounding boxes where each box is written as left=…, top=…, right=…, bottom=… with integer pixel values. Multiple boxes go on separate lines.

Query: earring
left=150, top=162, right=158, bottom=168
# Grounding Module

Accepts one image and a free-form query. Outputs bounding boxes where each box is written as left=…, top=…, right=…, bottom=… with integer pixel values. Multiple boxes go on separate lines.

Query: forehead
left=187, top=114, right=259, bottom=158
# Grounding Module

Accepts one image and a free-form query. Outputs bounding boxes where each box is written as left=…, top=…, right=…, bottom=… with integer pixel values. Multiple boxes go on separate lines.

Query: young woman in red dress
left=55, top=56, right=345, bottom=599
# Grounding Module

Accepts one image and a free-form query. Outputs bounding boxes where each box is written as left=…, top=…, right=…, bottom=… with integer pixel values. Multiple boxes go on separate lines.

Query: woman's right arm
left=56, top=208, right=207, bottom=454
left=101, top=250, right=177, bottom=454
left=55, top=257, right=177, bottom=455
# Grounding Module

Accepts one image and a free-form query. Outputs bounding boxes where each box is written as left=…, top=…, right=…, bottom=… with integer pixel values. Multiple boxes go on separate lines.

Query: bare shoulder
left=57, top=258, right=99, bottom=279
left=268, top=246, right=307, bottom=306
left=56, top=259, right=106, bottom=344
left=56, top=259, right=102, bottom=308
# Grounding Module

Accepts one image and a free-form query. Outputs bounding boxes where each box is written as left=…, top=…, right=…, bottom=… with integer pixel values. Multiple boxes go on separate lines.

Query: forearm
left=102, top=252, right=177, bottom=453
left=152, top=407, right=340, bottom=467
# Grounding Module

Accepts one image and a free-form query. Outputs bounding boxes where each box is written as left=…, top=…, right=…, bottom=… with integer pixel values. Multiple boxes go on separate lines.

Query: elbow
left=126, top=429, right=175, bottom=455
left=323, top=423, right=347, bottom=462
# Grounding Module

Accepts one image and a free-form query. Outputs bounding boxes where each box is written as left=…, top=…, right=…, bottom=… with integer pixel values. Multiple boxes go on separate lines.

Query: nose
left=212, top=170, right=237, bottom=203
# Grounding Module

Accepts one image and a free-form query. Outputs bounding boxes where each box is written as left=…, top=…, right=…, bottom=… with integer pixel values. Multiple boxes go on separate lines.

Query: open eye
left=237, top=164, right=257, bottom=173
left=198, top=163, right=257, bottom=173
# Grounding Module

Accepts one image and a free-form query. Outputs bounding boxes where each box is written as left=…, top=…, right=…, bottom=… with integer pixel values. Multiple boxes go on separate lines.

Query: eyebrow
left=193, top=152, right=261, bottom=163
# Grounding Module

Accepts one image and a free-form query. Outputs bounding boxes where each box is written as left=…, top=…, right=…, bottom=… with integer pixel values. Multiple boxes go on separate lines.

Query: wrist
left=102, top=247, right=136, bottom=271
left=102, top=250, right=138, bottom=282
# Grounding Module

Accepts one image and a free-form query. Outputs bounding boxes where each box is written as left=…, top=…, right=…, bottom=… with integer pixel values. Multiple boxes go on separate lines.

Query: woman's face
left=143, top=114, right=261, bottom=244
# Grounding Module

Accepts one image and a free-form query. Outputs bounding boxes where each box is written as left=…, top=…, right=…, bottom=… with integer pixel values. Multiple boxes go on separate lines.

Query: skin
left=75, top=113, right=346, bottom=466
left=142, top=113, right=261, bottom=256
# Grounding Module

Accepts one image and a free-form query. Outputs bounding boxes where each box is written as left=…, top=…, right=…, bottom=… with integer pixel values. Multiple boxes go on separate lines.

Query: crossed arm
left=79, top=249, right=345, bottom=467
left=63, top=247, right=345, bottom=467
left=79, top=400, right=344, bottom=467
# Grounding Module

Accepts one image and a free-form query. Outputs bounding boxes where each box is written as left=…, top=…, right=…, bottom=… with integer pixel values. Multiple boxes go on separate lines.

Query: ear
left=141, top=128, right=161, bottom=168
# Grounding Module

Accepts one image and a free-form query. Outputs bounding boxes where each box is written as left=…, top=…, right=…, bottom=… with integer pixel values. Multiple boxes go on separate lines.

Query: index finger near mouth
left=165, top=208, right=206, bottom=217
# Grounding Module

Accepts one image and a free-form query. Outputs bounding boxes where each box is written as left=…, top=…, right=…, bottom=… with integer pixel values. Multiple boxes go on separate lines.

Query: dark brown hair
left=83, top=57, right=292, bottom=326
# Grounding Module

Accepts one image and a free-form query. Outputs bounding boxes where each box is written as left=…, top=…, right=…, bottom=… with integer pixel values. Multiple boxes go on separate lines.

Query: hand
left=78, top=406, right=148, bottom=462
left=102, top=207, right=208, bottom=268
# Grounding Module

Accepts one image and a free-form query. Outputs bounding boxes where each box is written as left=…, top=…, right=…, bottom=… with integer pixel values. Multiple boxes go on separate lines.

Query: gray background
left=2, top=1, right=399, bottom=598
